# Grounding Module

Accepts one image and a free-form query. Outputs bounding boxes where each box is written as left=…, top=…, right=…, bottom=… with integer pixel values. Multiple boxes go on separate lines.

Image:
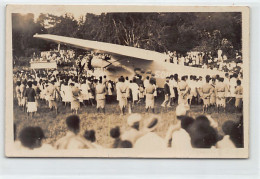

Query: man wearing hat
left=165, top=104, right=193, bottom=149
left=134, top=116, right=167, bottom=150
left=121, top=114, right=144, bottom=144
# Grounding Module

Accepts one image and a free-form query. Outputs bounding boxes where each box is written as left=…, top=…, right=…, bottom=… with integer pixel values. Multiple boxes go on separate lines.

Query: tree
left=12, top=12, right=242, bottom=60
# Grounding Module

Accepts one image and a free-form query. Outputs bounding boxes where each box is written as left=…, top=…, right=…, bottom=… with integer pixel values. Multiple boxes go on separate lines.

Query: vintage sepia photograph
left=5, top=5, right=249, bottom=158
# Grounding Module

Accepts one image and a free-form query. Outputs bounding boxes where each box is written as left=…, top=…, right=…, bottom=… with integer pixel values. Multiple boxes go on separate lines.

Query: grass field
left=13, top=96, right=242, bottom=148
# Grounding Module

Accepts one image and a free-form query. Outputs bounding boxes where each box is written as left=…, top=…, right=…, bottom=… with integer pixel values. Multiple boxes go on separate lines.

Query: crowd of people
left=30, top=49, right=112, bottom=70
left=13, top=64, right=243, bottom=118
left=30, top=48, right=243, bottom=76
left=14, top=103, right=244, bottom=151
left=164, top=50, right=243, bottom=74
left=13, top=47, right=244, bottom=151
left=30, top=49, right=76, bottom=66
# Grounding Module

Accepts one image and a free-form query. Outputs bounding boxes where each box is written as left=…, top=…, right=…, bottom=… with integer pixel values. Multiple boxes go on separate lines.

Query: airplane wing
left=33, top=34, right=168, bottom=62
left=34, top=34, right=225, bottom=88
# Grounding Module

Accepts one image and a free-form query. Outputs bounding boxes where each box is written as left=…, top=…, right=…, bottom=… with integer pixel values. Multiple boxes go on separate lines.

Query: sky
left=18, top=6, right=104, bottom=21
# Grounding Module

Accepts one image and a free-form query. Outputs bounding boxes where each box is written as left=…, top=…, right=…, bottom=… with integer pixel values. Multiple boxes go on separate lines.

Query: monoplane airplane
left=34, top=34, right=225, bottom=88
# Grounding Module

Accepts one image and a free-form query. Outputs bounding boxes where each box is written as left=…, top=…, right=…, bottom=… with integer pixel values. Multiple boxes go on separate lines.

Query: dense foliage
left=12, top=12, right=241, bottom=58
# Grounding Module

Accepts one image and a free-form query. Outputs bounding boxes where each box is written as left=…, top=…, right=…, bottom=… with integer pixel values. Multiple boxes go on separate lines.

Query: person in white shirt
left=54, top=115, right=93, bottom=149
left=79, top=79, right=90, bottom=105
left=117, top=76, right=129, bottom=115
left=121, top=114, right=144, bottom=144
left=187, top=75, right=197, bottom=105
left=134, top=116, right=167, bottom=150
left=143, top=76, right=150, bottom=89
left=125, top=76, right=130, bottom=86
left=171, top=116, right=194, bottom=150
left=165, top=103, right=192, bottom=149
left=216, top=120, right=236, bottom=149
left=129, top=79, right=139, bottom=105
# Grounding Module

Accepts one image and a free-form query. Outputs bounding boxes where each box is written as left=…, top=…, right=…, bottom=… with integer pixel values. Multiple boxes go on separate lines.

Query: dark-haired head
left=189, top=120, right=218, bottom=148
left=225, top=73, right=229, bottom=77
left=205, top=75, right=211, bottom=83
left=228, top=117, right=244, bottom=148
left=233, top=73, right=238, bottom=78
left=66, top=115, right=80, bottom=134
left=19, top=126, right=45, bottom=149
left=222, top=120, right=236, bottom=136
left=118, top=140, right=132, bottom=148
left=110, top=126, right=120, bottom=139
left=119, top=76, right=125, bottom=82
left=16, top=81, right=21, bottom=86
left=84, top=130, right=96, bottom=142
left=180, top=116, right=194, bottom=131
left=237, top=80, right=241, bottom=86
left=218, top=77, right=224, bottom=82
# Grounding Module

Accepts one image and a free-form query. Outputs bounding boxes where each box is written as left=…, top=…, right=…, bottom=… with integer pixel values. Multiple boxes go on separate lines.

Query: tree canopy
left=12, top=12, right=242, bottom=58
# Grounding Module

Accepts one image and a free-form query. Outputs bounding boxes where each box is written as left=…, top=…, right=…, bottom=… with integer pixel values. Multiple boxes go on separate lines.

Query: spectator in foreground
left=54, top=115, right=93, bottom=149
left=165, top=103, right=193, bottom=149
left=170, top=115, right=194, bottom=150
left=110, top=126, right=121, bottom=148
left=16, top=126, right=53, bottom=150
left=134, top=116, right=166, bottom=150
left=118, top=140, right=133, bottom=148
left=216, top=120, right=236, bottom=149
left=121, top=114, right=144, bottom=144
left=189, top=116, right=218, bottom=148
left=228, top=116, right=244, bottom=148
left=84, top=130, right=103, bottom=149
